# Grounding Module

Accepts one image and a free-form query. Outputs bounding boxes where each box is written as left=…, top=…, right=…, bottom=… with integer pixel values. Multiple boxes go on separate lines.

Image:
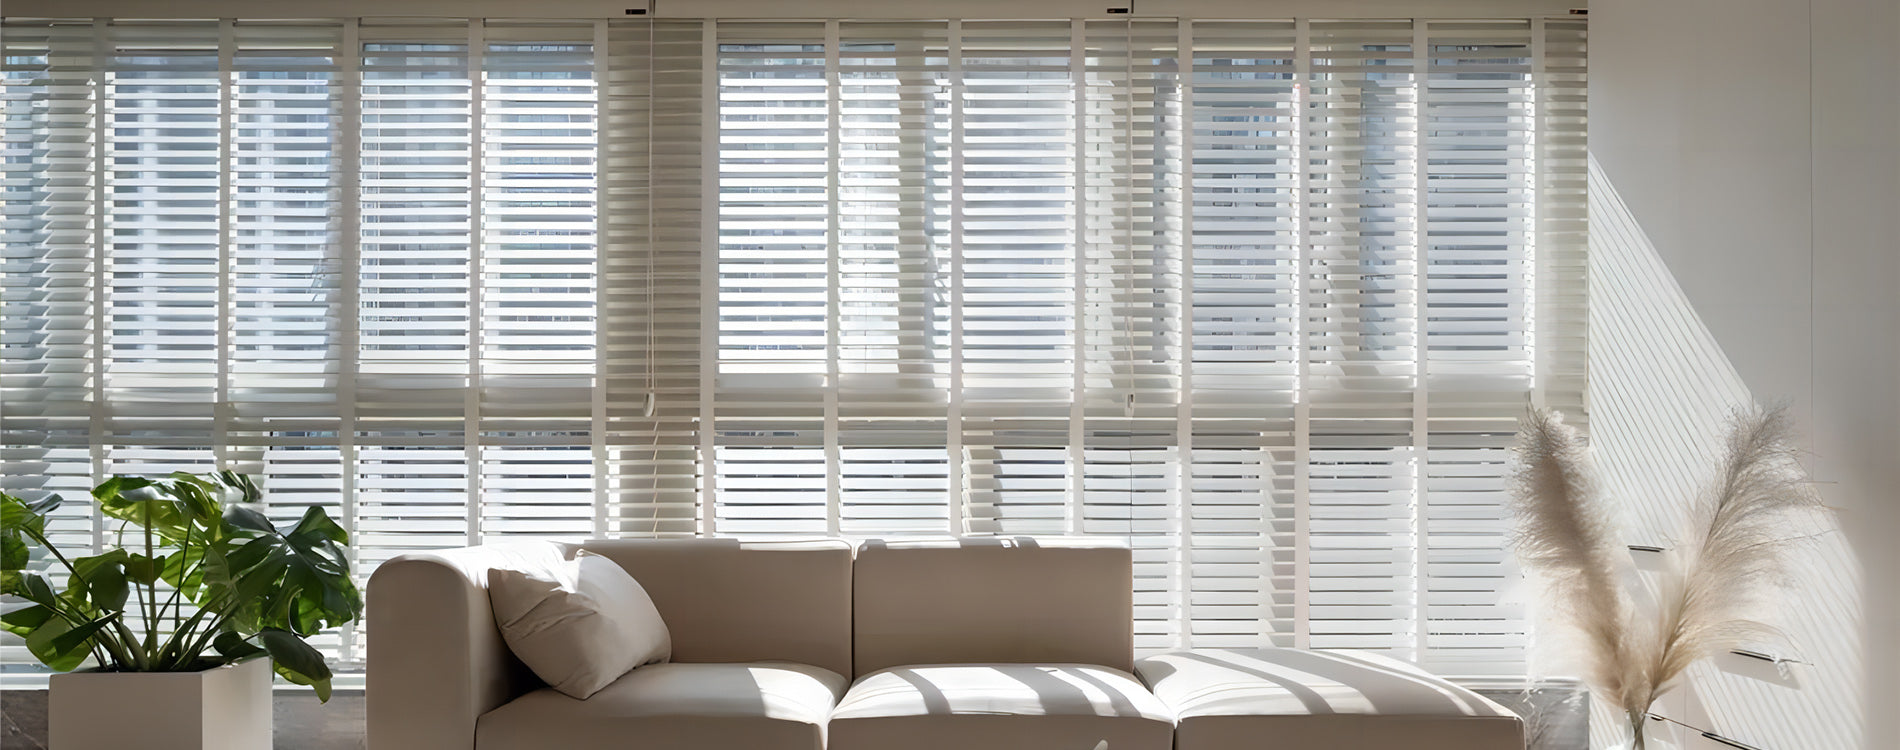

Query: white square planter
left=49, top=657, right=272, bottom=750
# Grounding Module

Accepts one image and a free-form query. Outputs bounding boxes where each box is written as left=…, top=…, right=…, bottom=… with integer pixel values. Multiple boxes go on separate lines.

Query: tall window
left=0, top=16, right=1586, bottom=674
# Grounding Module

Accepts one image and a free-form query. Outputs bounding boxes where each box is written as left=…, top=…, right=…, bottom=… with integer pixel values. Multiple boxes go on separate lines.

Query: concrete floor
left=2, top=685, right=1585, bottom=750
left=2, top=689, right=364, bottom=750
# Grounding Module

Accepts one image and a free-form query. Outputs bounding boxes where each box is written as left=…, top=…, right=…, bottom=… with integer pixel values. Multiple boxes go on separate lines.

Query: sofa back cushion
left=851, top=537, right=1133, bottom=677
left=577, top=538, right=854, bottom=677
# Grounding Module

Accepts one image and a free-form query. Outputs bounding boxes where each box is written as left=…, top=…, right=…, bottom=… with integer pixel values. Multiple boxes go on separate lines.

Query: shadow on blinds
left=1585, top=156, right=1861, bottom=750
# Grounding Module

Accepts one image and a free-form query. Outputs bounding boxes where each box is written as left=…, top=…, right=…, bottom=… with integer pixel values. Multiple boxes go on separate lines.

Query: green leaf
left=24, top=613, right=114, bottom=672
left=224, top=505, right=276, bottom=536
left=226, top=535, right=278, bottom=573
left=0, top=604, right=53, bottom=636
left=23, top=616, right=78, bottom=670
left=207, top=472, right=261, bottom=505
left=164, top=475, right=223, bottom=524
left=16, top=573, right=60, bottom=609
left=0, top=534, right=26, bottom=571
left=48, top=616, right=115, bottom=663
left=3, top=494, right=60, bottom=574
left=288, top=506, right=349, bottom=545
left=219, top=544, right=289, bottom=634
left=26, top=494, right=63, bottom=516
left=72, top=550, right=130, bottom=612
left=95, top=476, right=187, bottom=541
left=2, top=494, right=47, bottom=538
left=253, top=522, right=359, bottom=635
left=122, top=553, right=162, bottom=586
left=160, top=548, right=209, bottom=599
left=90, top=477, right=125, bottom=504
left=259, top=629, right=332, bottom=702
left=213, top=631, right=265, bottom=661
left=86, top=566, right=128, bottom=612
left=71, top=548, right=128, bottom=577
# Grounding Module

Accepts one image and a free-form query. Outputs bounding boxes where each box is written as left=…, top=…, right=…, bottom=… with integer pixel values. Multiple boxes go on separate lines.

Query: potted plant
left=0, top=471, right=362, bottom=750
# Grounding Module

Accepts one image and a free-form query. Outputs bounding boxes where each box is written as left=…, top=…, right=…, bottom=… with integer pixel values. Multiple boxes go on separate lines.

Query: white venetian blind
left=0, top=13, right=1585, bottom=677
left=954, top=21, right=1078, bottom=539
left=0, top=21, right=102, bottom=672
left=599, top=19, right=705, bottom=537
left=476, top=21, right=599, bottom=542
left=1420, top=19, right=1537, bottom=672
left=1078, top=18, right=1188, bottom=651
left=1182, top=19, right=1302, bottom=651
left=355, top=20, right=475, bottom=571
left=706, top=16, right=1585, bottom=670
left=713, top=22, right=832, bottom=536
left=835, top=21, right=953, bottom=536
left=100, top=21, right=223, bottom=483
left=225, top=20, right=350, bottom=658
left=1297, top=18, right=1422, bottom=660
left=226, top=18, right=344, bottom=516
left=1, top=20, right=99, bottom=559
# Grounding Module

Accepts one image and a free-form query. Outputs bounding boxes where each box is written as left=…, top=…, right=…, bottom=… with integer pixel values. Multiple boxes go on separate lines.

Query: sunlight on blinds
left=0, top=15, right=1586, bottom=675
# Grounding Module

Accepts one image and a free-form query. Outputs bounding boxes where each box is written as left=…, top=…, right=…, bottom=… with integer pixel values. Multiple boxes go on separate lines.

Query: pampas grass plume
left=1508, top=406, right=1823, bottom=749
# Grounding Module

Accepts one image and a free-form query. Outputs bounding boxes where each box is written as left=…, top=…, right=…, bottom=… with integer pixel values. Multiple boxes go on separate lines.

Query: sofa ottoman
left=1134, top=648, right=1523, bottom=750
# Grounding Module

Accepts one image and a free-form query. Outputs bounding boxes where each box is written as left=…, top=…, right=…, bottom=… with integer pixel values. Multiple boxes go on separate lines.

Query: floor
left=3, top=689, right=363, bottom=750
left=2, top=685, right=1586, bottom=750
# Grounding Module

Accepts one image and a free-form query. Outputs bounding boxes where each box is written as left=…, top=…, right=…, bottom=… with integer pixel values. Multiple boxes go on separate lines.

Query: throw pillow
left=487, top=550, right=671, bottom=699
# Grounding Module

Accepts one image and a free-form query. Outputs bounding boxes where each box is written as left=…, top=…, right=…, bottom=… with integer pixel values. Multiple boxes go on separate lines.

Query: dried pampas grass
left=1508, top=406, right=1823, bottom=749
left=1508, top=409, right=1643, bottom=714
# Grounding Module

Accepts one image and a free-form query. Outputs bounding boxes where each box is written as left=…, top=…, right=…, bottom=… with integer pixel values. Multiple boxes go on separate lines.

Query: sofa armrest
left=367, top=541, right=570, bottom=750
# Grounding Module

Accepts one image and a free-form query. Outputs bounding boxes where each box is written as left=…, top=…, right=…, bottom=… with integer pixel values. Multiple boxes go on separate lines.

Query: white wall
left=1587, top=0, right=1900, bottom=748
left=1589, top=160, right=1863, bottom=750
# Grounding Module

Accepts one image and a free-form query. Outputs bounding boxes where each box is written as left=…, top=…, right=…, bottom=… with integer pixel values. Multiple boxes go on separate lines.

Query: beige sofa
left=367, top=537, right=1521, bottom=750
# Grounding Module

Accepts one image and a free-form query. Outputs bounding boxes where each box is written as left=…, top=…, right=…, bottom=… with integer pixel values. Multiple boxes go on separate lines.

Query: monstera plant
left=0, top=471, right=361, bottom=701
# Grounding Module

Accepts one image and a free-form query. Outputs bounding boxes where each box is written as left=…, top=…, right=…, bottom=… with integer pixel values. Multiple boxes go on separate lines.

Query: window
left=0, top=15, right=1585, bottom=675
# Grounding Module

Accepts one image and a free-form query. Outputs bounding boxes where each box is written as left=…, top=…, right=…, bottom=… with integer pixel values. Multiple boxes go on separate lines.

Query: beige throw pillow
left=487, top=550, right=671, bottom=699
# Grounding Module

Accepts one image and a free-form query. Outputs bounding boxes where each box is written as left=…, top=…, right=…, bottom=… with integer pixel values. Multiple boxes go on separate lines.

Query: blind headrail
left=3, top=0, right=1584, bottom=21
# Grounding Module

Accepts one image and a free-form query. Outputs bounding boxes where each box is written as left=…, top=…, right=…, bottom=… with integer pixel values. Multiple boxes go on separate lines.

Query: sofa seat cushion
left=476, top=662, right=847, bottom=750
left=1134, top=648, right=1522, bottom=750
left=827, top=664, right=1174, bottom=750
